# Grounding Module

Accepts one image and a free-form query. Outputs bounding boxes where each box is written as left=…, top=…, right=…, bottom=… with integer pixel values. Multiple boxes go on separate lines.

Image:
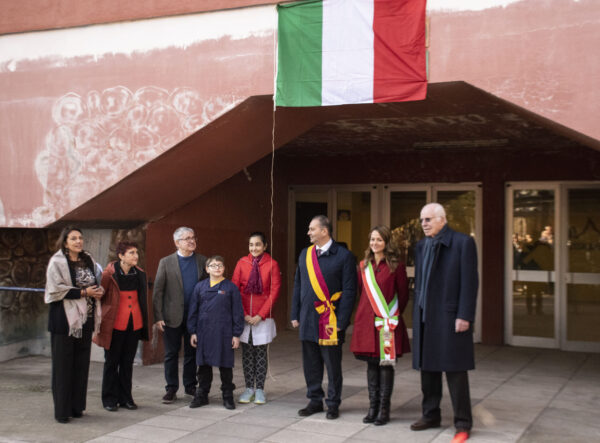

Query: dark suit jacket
left=291, top=241, right=357, bottom=343
left=412, top=226, right=478, bottom=372
left=152, top=252, right=207, bottom=328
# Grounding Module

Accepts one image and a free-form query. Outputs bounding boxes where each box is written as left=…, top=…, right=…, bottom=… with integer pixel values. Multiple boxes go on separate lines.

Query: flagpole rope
left=266, top=14, right=278, bottom=384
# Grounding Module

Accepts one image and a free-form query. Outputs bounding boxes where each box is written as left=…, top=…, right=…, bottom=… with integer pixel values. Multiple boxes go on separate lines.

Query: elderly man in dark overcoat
left=411, top=203, right=478, bottom=443
left=291, top=215, right=357, bottom=420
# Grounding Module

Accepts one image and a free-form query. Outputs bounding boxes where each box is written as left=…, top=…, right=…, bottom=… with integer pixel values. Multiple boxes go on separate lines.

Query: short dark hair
left=116, top=241, right=138, bottom=256
left=312, top=215, right=333, bottom=236
left=206, top=255, right=225, bottom=267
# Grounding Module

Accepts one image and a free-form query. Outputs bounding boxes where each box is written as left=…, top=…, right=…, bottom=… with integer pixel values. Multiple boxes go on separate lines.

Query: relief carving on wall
left=31, top=86, right=237, bottom=225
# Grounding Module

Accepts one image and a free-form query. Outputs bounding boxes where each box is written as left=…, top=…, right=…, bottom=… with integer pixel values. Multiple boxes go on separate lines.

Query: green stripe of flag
left=276, top=1, right=323, bottom=107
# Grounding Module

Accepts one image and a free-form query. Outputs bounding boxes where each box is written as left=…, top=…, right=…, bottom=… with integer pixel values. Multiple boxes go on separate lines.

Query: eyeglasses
left=178, top=236, right=196, bottom=242
left=208, top=264, right=224, bottom=269
left=420, top=217, right=439, bottom=223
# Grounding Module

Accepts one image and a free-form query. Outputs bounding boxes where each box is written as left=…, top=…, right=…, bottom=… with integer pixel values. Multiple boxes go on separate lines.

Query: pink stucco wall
left=0, top=0, right=598, bottom=227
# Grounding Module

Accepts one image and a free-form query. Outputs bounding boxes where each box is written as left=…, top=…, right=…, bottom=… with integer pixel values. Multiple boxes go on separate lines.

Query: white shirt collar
left=316, top=238, right=333, bottom=253
left=177, top=251, right=194, bottom=258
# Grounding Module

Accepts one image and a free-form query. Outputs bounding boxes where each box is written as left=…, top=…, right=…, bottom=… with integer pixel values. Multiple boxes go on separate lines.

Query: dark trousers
left=50, top=319, right=93, bottom=419
left=421, top=370, right=472, bottom=430
left=163, top=322, right=196, bottom=392
left=301, top=339, right=343, bottom=409
left=197, top=365, right=235, bottom=396
left=102, top=317, right=141, bottom=407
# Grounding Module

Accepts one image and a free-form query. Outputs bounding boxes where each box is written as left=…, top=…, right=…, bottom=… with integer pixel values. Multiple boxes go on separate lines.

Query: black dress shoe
left=104, top=405, right=119, bottom=412
left=326, top=408, right=339, bottom=420
left=120, top=402, right=138, bottom=410
left=410, top=417, right=441, bottom=431
left=223, top=397, right=236, bottom=410
left=72, top=411, right=83, bottom=418
left=298, top=402, right=324, bottom=417
left=56, top=417, right=69, bottom=424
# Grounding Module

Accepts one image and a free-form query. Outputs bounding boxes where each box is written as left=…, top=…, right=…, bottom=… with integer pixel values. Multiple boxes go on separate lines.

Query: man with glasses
left=411, top=203, right=478, bottom=443
left=153, top=227, right=207, bottom=403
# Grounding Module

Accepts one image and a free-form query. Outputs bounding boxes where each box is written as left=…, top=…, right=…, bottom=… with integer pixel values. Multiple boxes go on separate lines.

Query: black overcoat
left=291, top=242, right=357, bottom=343
left=412, top=226, right=478, bottom=372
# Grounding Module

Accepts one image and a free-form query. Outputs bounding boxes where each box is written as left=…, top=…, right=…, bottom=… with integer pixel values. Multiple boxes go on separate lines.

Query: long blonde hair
left=362, top=225, right=401, bottom=273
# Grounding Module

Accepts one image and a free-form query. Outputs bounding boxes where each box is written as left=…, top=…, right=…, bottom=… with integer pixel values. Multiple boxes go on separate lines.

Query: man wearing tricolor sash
left=350, top=226, right=410, bottom=426
left=291, top=215, right=356, bottom=420
left=411, top=203, right=478, bottom=443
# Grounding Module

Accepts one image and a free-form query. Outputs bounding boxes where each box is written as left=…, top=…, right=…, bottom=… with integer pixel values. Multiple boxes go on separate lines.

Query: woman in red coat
left=231, top=232, right=281, bottom=405
left=350, top=225, right=409, bottom=426
left=93, top=241, right=149, bottom=411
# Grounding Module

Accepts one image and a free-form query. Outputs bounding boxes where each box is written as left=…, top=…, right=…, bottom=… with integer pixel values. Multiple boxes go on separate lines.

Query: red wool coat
left=93, top=262, right=149, bottom=350
left=231, top=253, right=281, bottom=320
left=350, top=259, right=410, bottom=357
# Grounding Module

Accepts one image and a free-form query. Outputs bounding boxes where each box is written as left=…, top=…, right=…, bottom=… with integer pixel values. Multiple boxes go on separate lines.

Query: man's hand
left=291, top=320, right=299, bottom=328
left=455, top=318, right=470, bottom=333
left=191, top=334, right=197, bottom=347
left=155, top=320, right=165, bottom=332
left=232, top=337, right=240, bottom=349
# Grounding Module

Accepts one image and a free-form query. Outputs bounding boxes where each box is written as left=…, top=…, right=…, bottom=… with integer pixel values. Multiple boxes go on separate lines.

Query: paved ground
left=0, top=329, right=599, bottom=443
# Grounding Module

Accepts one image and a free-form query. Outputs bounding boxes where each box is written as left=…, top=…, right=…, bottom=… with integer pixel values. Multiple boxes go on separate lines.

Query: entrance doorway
left=289, top=183, right=482, bottom=341
left=505, top=182, right=600, bottom=351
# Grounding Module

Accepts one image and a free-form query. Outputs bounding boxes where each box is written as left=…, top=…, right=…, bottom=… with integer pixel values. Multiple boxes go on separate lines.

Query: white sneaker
left=238, top=388, right=255, bottom=403
left=254, top=389, right=266, bottom=405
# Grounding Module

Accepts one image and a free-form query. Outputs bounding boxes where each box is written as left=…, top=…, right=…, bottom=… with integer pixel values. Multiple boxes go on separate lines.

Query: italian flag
left=276, top=0, right=427, bottom=107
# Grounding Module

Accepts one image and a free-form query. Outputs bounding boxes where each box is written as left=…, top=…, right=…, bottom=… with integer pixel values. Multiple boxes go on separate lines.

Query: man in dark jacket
left=411, top=203, right=478, bottom=443
left=153, top=227, right=207, bottom=404
left=291, top=215, right=356, bottom=420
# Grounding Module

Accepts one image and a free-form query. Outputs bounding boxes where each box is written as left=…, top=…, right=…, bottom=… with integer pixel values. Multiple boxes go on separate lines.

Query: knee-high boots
left=363, top=362, right=380, bottom=423
left=374, top=366, right=394, bottom=426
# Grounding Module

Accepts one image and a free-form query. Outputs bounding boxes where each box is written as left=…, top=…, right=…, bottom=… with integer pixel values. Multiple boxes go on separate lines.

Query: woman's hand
left=248, top=315, right=262, bottom=326
left=232, top=337, right=240, bottom=349
left=191, top=334, right=197, bottom=348
left=85, top=285, right=104, bottom=299
left=244, top=315, right=253, bottom=324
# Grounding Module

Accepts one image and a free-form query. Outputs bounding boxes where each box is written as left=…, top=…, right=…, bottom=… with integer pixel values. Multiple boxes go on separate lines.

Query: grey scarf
left=44, top=250, right=102, bottom=338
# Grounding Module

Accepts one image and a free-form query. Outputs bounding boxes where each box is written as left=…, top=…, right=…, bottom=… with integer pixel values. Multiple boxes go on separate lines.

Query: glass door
left=506, top=186, right=557, bottom=347
left=562, top=186, right=600, bottom=351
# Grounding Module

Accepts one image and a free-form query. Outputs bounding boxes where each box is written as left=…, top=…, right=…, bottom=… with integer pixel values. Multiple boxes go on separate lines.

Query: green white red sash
left=361, top=260, right=398, bottom=364
left=306, top=245, right=342, bottom=346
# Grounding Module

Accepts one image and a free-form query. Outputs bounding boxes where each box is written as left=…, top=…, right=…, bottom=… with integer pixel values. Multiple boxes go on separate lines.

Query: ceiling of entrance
left=56, top=81, right=599, bottom=227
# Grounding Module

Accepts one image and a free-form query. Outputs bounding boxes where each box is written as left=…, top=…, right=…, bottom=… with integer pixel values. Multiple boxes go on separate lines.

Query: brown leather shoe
left=410, top=417, right=441, bottom=431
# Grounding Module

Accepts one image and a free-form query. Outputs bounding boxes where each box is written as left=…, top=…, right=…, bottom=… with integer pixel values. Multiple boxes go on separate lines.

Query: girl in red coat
left=350, top=226, right=410, bottom=426
left=231, top=232, right=281, bottom=405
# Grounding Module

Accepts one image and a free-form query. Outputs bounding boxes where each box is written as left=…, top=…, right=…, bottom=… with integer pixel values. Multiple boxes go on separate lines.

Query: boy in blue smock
left=188, top=255, right=244, bottom=409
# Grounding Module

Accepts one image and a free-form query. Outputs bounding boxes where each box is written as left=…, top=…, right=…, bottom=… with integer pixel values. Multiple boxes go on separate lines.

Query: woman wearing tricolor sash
left=350, top=226, right=410, bottom=426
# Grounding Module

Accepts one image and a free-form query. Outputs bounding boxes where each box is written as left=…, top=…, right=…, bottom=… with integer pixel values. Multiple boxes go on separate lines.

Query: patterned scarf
left=245, top=254, right=264, bottom=295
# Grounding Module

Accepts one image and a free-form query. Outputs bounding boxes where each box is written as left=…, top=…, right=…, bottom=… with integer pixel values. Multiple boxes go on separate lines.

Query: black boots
left=222, top=391, right=235, bottom=410
left=363, top=362, right=380, bottom=423
left=374, top=366, right=394, bottom=426
left=189, top=390, right=209, bottom=408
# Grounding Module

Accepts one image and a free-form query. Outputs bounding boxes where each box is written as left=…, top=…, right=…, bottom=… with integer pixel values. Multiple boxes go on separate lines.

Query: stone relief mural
left=31, top=86, right=238, bottom=225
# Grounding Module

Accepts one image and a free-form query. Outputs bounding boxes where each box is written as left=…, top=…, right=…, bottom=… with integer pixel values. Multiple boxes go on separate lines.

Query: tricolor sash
left=306, top=245, right=342, bottom=346
left=361, top=260, right=399, bottom=365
